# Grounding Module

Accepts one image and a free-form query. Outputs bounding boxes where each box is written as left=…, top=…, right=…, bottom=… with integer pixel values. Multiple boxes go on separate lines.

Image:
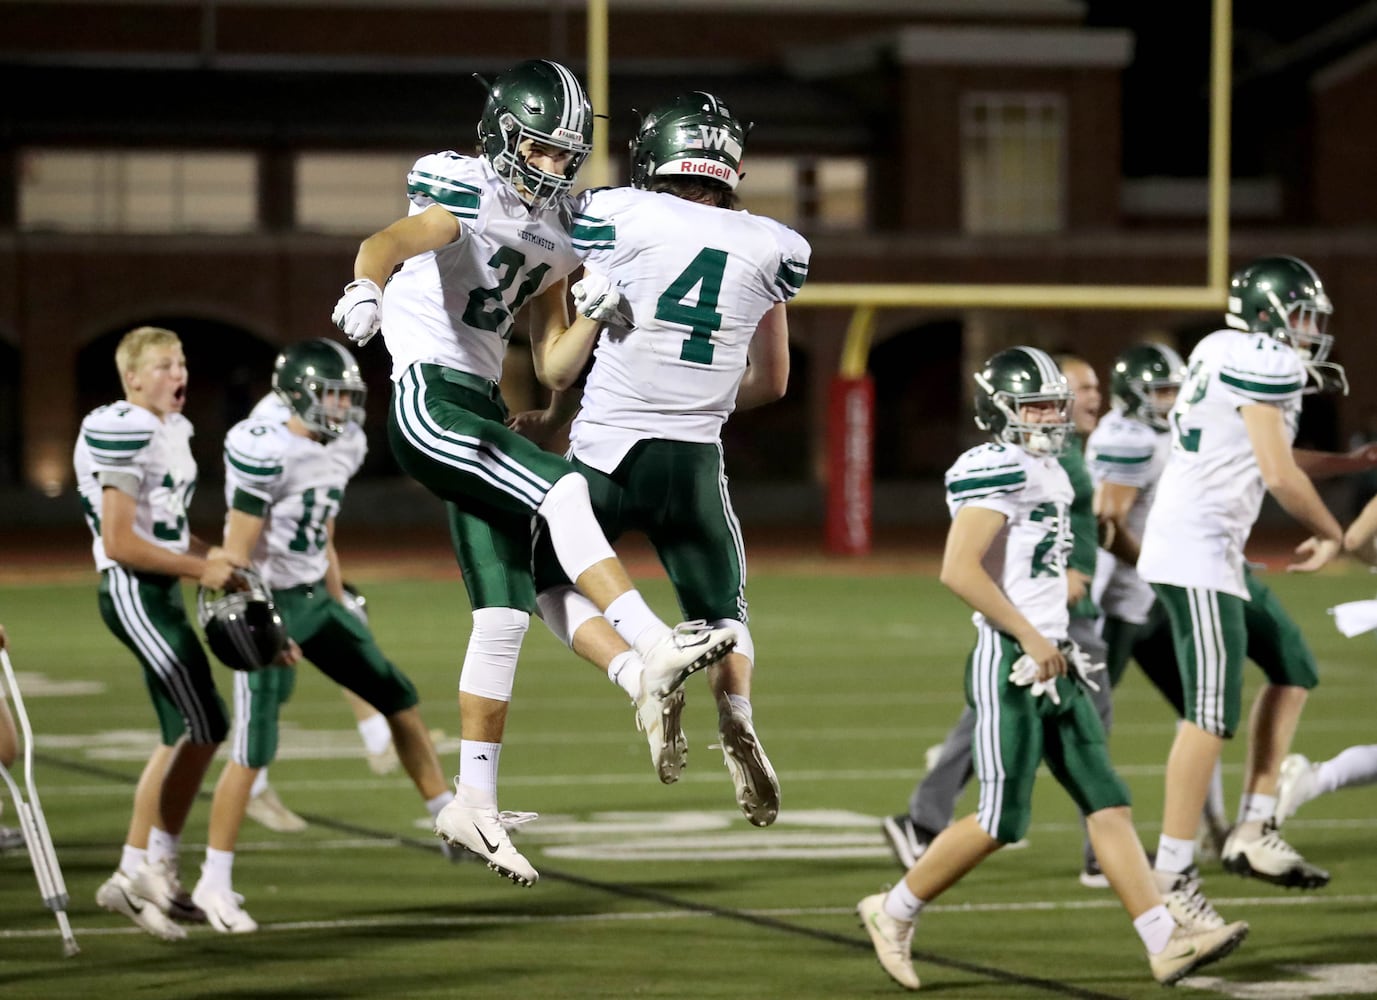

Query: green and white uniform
left=74, top=401, right=228, bottom=745
left=1138, top=329, right=1318, bottom=737
left=1088, top=409, right=1167, bottom=626
left=223, top=417, right=417, bottom=768
left=534, top=186, right=810, bottom=622
left=381, top=151, right=584, bottom=611
left=945, top=443, right=1129, bottom=843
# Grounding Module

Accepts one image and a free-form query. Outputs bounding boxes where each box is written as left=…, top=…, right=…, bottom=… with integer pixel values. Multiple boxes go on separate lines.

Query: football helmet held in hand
left=198, top=568, right=288, bottom=672
left=340, top=581, right=369, bottom=627
left=973, top=347, right=1075, bottom=457
left=272, top=338, right=367, bottom=441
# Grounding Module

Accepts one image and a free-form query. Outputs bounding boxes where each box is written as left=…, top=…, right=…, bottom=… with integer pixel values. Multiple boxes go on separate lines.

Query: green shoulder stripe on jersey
left=1093, top=452, right=1150, bottom=465
left=225, top=448, right=283, bottom=479
left=1220, top=370, right=1303, bottom=396
left=570, top=215, right=615, bottom=251
left=408, top=171, right=480, bottom=219
left=231, top=487, right=268, bottom=518
left=948, top=469, right=1026, bottom=497
left=84, top=432, right=151, bottom=451
left=775, top=258, right=808, bottom=295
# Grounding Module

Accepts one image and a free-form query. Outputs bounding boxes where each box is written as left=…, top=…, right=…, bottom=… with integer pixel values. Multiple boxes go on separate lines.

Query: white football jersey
left=945, top=442, right=1074, bottom=640
left=248, top=392, right=292, bottom=423
left=222, top=418, right=367, bottom=589
left=73, top=402, right=197, bottom=571
left=1138, top=329, right=1305, bottom=598
left=566, top=186, right=811, bottom=473
left=380, top=152, right=582, bottom=383
left=1086, top=408, right=1170, bottom=624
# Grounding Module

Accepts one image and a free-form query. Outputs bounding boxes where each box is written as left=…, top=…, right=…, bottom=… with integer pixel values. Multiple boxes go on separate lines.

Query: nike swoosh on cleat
left=120, top=887, right=146, bottom=914
left=475, top=825, right=502, bottom=854
left=1164, top=945, right=1197, bottom=961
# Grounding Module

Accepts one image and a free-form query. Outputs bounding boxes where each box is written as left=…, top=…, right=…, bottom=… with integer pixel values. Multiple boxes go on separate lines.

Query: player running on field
left=857, top=346, right=1247, bottom=990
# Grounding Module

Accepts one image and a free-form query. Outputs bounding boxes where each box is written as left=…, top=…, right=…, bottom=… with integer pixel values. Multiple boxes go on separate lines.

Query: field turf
left=1, top=556, right=1374, bottom=998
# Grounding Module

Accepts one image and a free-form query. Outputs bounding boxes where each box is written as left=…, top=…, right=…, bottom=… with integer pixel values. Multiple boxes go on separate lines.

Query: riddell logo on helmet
left=671, top=160, right=733, bottom=180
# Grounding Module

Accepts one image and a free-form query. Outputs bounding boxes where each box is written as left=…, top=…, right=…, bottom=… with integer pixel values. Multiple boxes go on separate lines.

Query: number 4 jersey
left=222, top=417, right=367, bottom=589
left=74, top=402, right=197, bottom=571
left=567, top=186, right=811, bottom=473
left=1138, top=328, right=1305, bottom=599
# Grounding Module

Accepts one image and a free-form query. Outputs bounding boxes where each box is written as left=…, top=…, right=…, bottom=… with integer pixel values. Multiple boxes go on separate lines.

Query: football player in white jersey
left=230, top=395, right=405, bottom=835
left=1138, top=255, right=1349, bottom=901
left=331, top=60, right=736, bottom=886
left=513, top=91, right=806, bottom=827
left=74, top=326, right=240, bottom=940
left=857, top=347, right=1247, bottom=991
left=190, top=339, right=456, bottom=931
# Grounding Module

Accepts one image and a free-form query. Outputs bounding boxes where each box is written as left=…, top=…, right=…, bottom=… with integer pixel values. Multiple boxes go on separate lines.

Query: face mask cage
left=296, top=377, right=366, bottom=440
left=991, top=388, right=1075, bottom=456
left=1269, top=294, right=1334, bottom=364
left=491, top=114, right=590, bottom=210
left=1126, top=374, right=1183, bottom=431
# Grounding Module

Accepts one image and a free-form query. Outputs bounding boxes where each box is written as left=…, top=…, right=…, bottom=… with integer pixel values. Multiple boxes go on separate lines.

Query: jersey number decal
left=289, top=487, right=343, bottom=553
left=463, top=246, right=551, bottom=339
left=1171, top=360, right=1209, bottom=453
left=153, top=474, right=195, bottom=542
left=656, top=248, right=728, bottom=365
left=1029, top=502, right=1063, bottom=578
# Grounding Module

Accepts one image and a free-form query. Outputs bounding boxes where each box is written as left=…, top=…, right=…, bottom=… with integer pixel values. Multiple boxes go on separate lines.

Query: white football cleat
left=192, top=883, right=259, bottom=933
left=857, top=892, right=919, bottom=990
left=1149, top=919, right=1249, bottom=985
left=1153, top=867, right=1226, bottom=931
left=132, top=857, right=206, bottom=923
left=1275, top=753, right=1320, bottom=822
left=716, top=707, right=779, bottom=827
left=1222, top=818, right=1330, bottom=889
left=96, top=870, right=186, bottom=941
left=640, top=622, right=736, bottom=699
left=635, top=685, right=688, bottom=784
left=367, top=742, right=400, bottom=776
left=434, top=798, right=539, bottom=886
left=246, top=783, right=309, bottom=833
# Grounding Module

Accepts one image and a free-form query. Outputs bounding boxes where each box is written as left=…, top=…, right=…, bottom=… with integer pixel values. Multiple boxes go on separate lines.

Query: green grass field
left=1, top=563, right=1374, bottom=999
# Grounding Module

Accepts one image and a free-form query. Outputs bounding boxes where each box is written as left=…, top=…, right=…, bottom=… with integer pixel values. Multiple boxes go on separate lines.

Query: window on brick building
left=960, top=93, right=1065, bottom=234
left=19, top=150, right=256, bottom=233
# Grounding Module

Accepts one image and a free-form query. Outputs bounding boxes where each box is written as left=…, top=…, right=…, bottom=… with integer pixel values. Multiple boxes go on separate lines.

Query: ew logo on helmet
left=692, top=125, right=742, bottom=160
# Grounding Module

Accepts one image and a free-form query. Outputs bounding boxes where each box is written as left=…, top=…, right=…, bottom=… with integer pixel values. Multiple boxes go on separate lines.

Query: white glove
left=572, top=272, right=634, bottom=327
left=332, top=278, right=383, bottom=346
left=1063, top=640, right=1105, bottom=693
left=1009, top=653, right=1061, bottom=706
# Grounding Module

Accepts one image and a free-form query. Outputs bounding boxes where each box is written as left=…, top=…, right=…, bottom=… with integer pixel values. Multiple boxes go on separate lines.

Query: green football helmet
left=1225, top=255, right=1333, bottom=363
left=973, top=346, right=1075, bottom=456
left=630, top=91, right=748, bottom=191
left=1110, top=342, right=1186, bottom=431
left=271, top=338, right=366, bottom=441
left=477, top=59, right=593, bottom=210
